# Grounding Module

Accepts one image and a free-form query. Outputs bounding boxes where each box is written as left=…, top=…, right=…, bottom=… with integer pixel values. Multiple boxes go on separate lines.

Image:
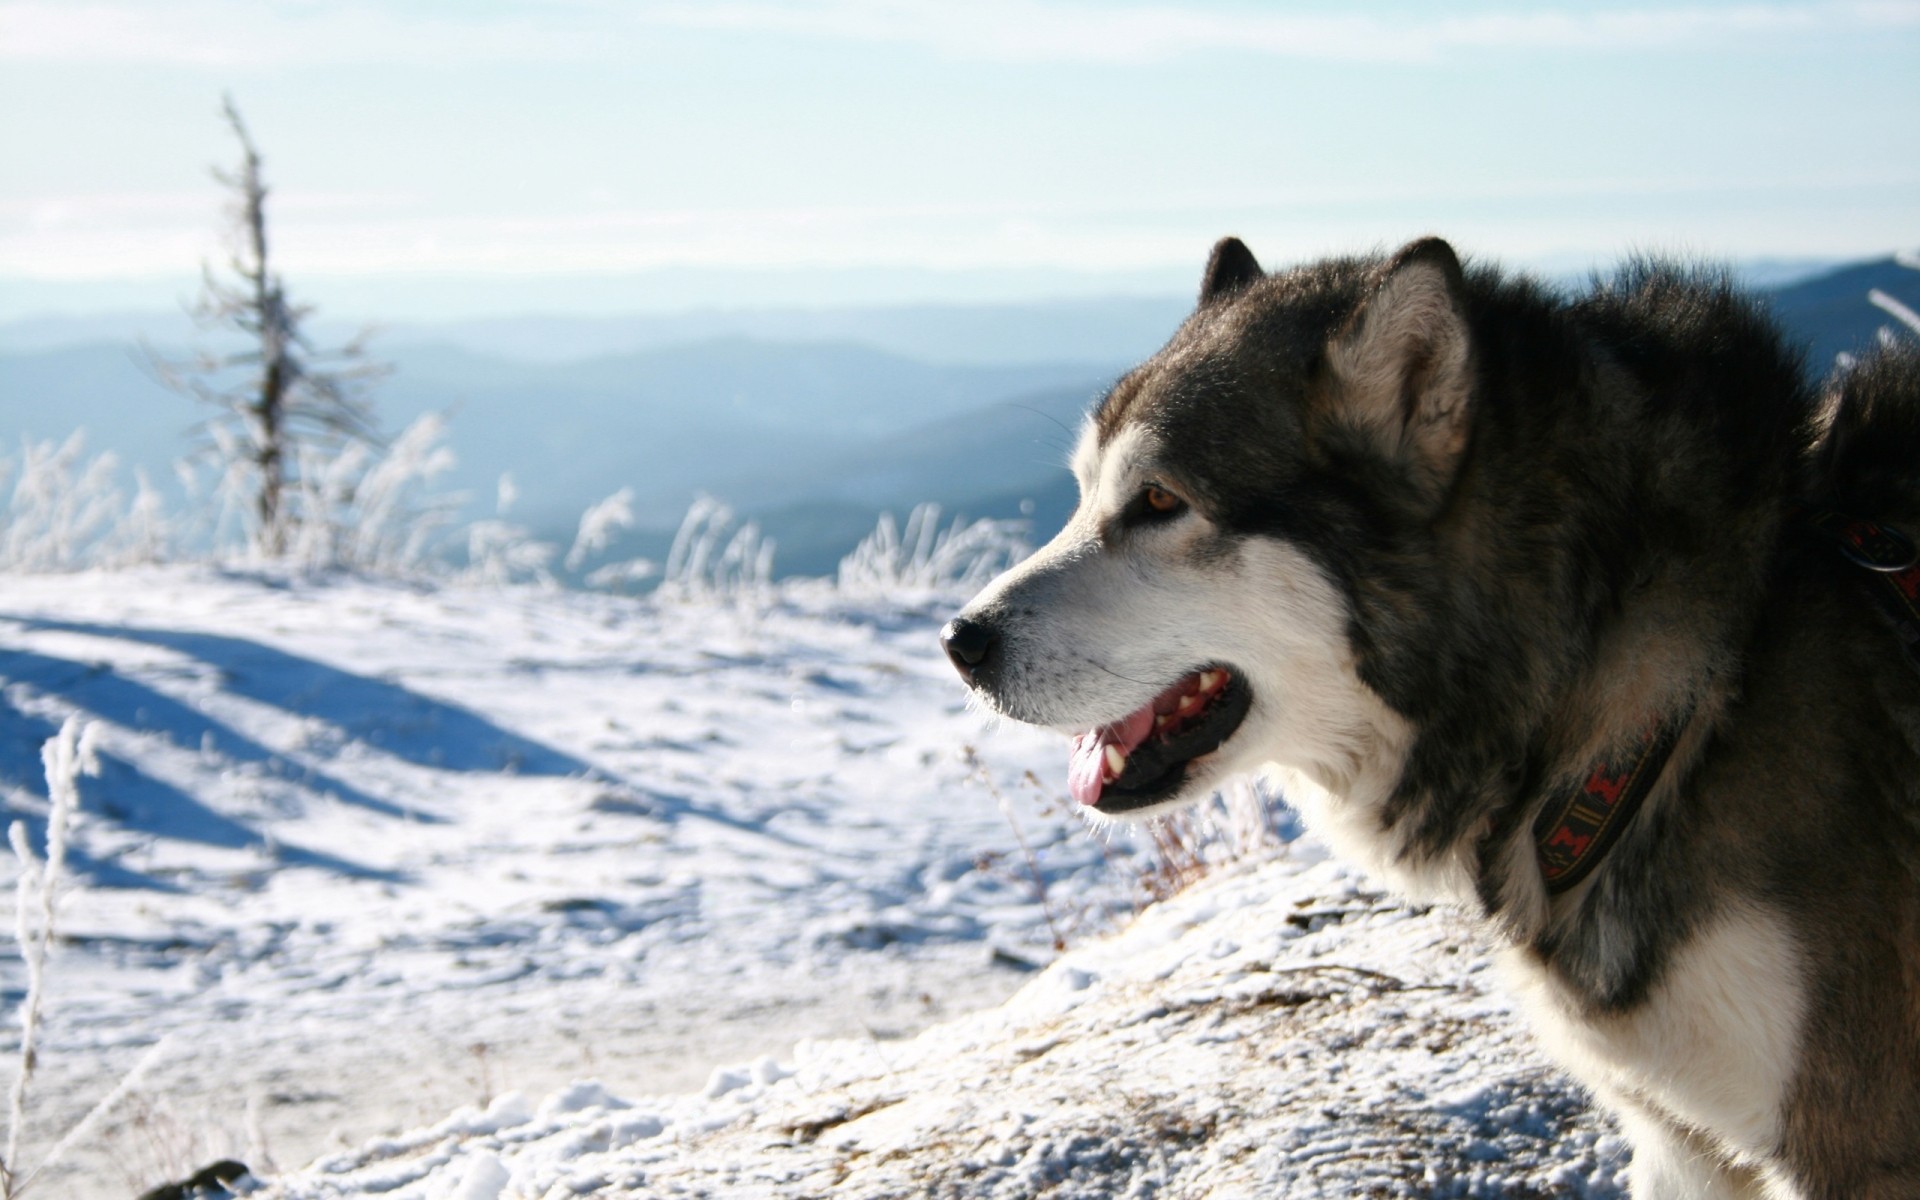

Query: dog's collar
left=1533, top=714, right=1688, bottom=895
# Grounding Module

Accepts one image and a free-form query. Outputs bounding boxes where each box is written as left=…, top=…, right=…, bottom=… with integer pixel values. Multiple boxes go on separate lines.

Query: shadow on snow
left=5, top=618, right=591, bottom=776
left=0, top=688, right=397, bottom=888
left=0, top=617, right=597, bottom=885
left=0, top=646, right=438, bottom=823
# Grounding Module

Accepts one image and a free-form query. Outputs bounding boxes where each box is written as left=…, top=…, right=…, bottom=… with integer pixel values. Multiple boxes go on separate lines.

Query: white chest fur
left=1502, top=904, right=1806, bottom=1171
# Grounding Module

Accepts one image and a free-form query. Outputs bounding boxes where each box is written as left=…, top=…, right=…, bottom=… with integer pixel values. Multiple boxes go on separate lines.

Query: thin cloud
left=4, top=0, right=1916, bottom=67
left=648, top=0, right=1920, bottom=63
left=0, top=2, right=596, bottom=67
left=6, top=170, right=1914, bottom=279
left=0, top=190, right=418, bottom=225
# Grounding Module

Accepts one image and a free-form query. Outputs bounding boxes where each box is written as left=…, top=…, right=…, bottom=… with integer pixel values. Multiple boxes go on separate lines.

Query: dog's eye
left=1126, top=483, right=1188, bottom=525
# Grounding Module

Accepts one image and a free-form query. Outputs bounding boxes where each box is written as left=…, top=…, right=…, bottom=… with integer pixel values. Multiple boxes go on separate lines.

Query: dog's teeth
left=1154, top=714, right=1170, bottom=730
left=1178, top=692, right=1201, bottom=712
left=1199, top=670, right=1222, bottom=692
left=1103, top=744, right=1127, bottom=778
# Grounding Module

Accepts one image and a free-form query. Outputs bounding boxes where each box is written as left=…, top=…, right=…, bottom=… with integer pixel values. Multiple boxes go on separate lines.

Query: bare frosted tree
left=151, top=95, right=386, bottom=558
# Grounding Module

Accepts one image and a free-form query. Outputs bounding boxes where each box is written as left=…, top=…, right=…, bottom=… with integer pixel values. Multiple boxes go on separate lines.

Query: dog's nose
left=940, top=616, right=998, bottom=684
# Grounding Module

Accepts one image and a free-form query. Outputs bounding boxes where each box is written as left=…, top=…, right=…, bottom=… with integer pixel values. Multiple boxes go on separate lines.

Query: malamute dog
left=942, top=237, right=1920, bottom=1198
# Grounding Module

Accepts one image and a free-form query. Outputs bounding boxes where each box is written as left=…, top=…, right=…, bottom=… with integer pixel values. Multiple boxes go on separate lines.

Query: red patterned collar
left=1533, top=715, right=1687, bottom=895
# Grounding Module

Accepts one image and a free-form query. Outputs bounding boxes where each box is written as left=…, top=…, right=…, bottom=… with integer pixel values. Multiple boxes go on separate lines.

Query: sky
left=1, top=0, right=1916, bottom=317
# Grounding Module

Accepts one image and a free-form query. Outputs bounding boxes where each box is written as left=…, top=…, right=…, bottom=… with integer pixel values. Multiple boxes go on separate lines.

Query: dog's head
left=943, top=236, right=1473, bottom=820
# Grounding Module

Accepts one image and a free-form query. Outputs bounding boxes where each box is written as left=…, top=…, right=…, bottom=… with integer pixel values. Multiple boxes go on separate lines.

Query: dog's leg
left=1613, top=1100, right=1774, bottom=1200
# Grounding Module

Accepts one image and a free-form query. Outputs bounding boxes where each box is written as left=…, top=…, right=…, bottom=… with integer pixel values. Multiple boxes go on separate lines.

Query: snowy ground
left=0, top=568, right=1625, bottom=1198
left=264, top=851, right=1630, bottom=1200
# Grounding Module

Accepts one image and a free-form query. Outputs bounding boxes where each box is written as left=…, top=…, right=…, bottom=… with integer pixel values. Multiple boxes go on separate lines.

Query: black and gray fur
left=946, top=236, right=1920, bottom=1197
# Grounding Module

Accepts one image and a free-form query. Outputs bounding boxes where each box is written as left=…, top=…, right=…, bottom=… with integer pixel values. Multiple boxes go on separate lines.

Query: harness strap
left=1800, top=507, right=1920, bottom=670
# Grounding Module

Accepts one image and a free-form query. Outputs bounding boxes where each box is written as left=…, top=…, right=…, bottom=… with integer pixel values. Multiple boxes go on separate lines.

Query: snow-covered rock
left=265, top=852, right=1629, bottom=1199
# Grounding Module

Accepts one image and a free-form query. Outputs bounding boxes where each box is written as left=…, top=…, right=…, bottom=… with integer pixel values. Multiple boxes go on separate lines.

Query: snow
left=0, top=568, right=1627, bottom=1197
left=263, top=854, right=1629, bottom=1199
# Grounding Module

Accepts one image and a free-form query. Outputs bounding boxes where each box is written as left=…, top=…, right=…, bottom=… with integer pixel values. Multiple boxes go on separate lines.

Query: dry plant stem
left=3, top=719, right=95, bottom=1200
left=245, top=1092, right=276, bottom=1177
left=19, top=1036, right=175, bottom=1198
left=1138, top=810, right=1213, bottom=905
left=963, top=746, right=1067, bottom=952
left=2, top=823, right=37, bottom=1199
left=1019, top=769, right=1127, bottom=941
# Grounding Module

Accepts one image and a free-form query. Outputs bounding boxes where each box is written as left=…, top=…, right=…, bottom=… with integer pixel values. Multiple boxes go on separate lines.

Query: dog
left=941, top=236, right=1920, bottom=1198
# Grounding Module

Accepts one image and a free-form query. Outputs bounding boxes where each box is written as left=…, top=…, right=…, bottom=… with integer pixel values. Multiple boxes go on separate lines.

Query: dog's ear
left=1328, top=237, right=1474, bottom=492
left=1199, top=237, right=1263, bottom=306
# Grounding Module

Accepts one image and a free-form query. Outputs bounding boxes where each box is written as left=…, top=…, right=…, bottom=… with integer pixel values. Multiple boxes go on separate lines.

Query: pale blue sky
left=2, top=0, right=1915, bottom=316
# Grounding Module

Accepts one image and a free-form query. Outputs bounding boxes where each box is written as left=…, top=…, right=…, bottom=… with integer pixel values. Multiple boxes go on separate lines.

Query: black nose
left=940, top=616, right=998, bottom=684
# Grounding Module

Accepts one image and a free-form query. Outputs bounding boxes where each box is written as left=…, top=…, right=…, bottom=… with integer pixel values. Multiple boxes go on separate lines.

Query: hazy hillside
left=718, top=381, right=1095, bottom=576
left=1761, top=256, right=1920, bottom=373
left=0, top=295, right=1194, bottom=368
left=372, top=337, right=1111, bottom=529
left=0, top=343, right=183, bottom=472
left=392, top=296, right=1196, bottom=367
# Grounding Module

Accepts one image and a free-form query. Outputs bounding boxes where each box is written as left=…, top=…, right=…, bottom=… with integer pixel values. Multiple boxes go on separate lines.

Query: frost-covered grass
left=0, top=428, right=1028, bottom=609
left=836, top=503, right=1030, bottom=598
left=0, top=416, right=460, bottom=579
left=3, top=719, right=91, bottom=1198
left=658, top=494, right=775, bottom=600
left=0, top=435, right=161, bottom=574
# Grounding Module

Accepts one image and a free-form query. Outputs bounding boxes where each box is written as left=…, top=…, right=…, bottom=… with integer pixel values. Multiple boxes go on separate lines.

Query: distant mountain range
left=1757, top=257, right=1920, bottom=371
left=1, top=255, right=1914, bottom=579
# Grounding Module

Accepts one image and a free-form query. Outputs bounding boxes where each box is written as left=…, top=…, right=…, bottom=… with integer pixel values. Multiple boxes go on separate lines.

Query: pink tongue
left=1068, top=704, right=1157, bottom=807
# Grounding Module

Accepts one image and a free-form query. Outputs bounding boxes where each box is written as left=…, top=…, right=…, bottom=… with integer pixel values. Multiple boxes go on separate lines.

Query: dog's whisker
left=1083, top=659, right=1156, bottom=689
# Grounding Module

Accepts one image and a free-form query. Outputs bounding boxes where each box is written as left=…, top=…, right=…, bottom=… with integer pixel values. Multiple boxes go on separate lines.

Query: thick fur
left=947, top=238, right=1920, bottom=1197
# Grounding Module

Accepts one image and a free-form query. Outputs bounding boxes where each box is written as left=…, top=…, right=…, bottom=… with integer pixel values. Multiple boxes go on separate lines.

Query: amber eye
left=1142, top=484, right=1184, bottom=514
